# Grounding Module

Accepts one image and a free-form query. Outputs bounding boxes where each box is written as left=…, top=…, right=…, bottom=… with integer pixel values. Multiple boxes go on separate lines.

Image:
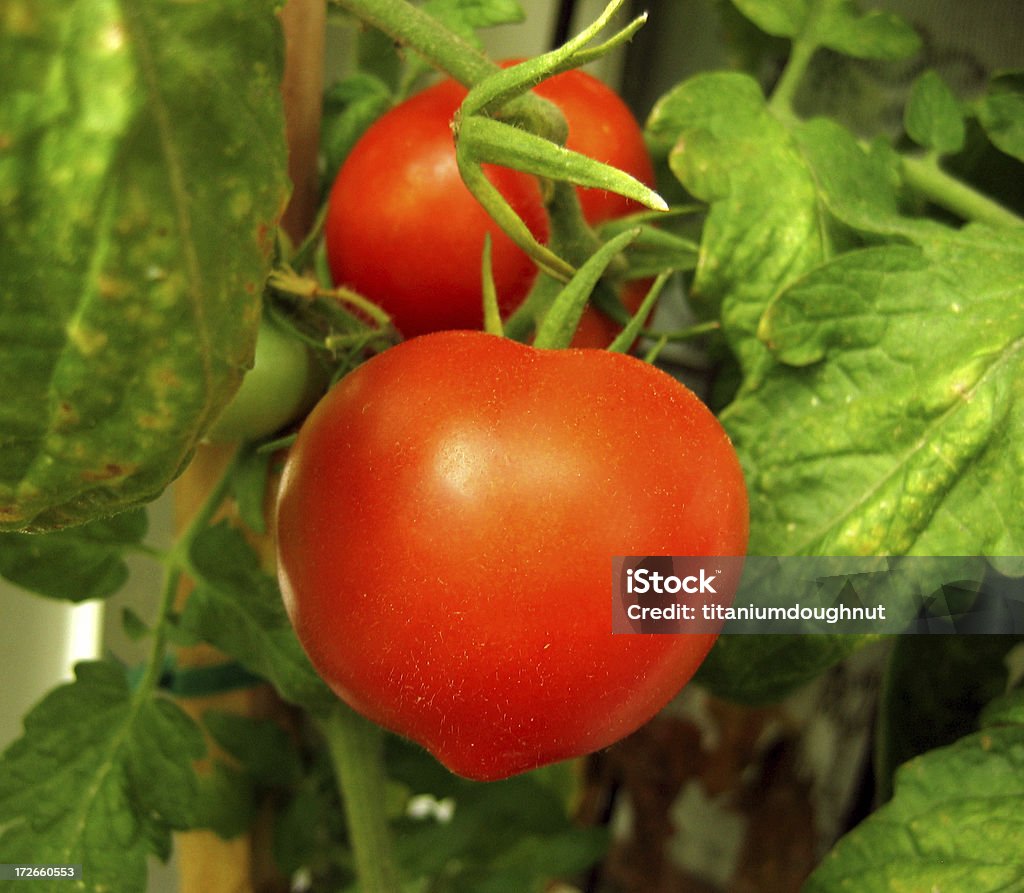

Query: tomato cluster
left=277, top=65, right=748, bottom=781
left=323, top=64, right=655, bottom=341
left=276, top=332, right=748, bottom=781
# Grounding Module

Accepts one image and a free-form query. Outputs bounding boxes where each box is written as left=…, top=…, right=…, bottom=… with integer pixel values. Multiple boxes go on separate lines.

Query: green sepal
left=606, top=271, right=672, bottom=354
left=533, top=228, right=639, bottom=350
left=458, top=116, right=667, bottom=214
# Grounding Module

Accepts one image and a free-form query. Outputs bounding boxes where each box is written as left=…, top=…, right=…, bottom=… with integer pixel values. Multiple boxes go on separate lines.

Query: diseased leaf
left=0, top=661, right=205, bottom=892
left=0, top=0, right=289, bottom=532
left=177, top=523, right=335, bottom=714
left=788, top=119, right=908, bottom=239
left=0, top=507, right=147, bottom=601
left=804, top=689, right=1024, bottom=892
left=646, top=72, right=905, bottom=399
left=723, top=226, right=1024, bottom=557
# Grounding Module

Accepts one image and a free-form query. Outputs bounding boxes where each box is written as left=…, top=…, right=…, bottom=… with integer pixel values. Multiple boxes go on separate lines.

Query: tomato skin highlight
left=276, top=332, right=749, bottom=781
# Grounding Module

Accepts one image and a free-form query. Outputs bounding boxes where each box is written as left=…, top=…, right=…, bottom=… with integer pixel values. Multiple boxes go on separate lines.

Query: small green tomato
left=206, top=318, right=320, bottom=444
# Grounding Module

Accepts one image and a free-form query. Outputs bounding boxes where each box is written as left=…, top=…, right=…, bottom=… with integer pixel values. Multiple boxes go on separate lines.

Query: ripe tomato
left=324, top=65, right=655, bottom=341
left=276, top=332, right=748, bottom=780
left=324, top=78, right=548, bottom=339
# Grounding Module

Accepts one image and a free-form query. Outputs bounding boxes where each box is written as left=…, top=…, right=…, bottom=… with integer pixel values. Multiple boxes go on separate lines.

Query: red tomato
left=324, top=79, right=548, bottom=339
left=324, top=65, right=655, bottom=341
left=276, top=331, right=749, bottom=780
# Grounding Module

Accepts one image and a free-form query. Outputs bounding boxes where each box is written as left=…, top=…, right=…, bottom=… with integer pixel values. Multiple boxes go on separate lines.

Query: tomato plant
left=275, top=330, right=749, bottom=781
left=4, top=1, right=1024, bottom=892
left=324, top=63, right=654, bottom=340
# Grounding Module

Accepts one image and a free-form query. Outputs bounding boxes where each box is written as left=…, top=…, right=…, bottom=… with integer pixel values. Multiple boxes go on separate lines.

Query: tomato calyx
left=452, top=4, right=666, bottom=286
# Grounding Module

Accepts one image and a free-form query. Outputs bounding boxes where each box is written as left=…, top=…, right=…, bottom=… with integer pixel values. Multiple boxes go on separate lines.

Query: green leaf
left=812, top=0, right=921, bottom=61
left=228, top=446, right=274, bottom=536
left=647, top=72, right=832, bottom=366
left=805, top=689, right=1024, bottom=892
left=729, top=0, right=806, bottom=38
left=904, top=70, right=966, bottom=155
left=192, top=762, right=256, bottom=840
left=121, top=605, right=152, bottom=641
left=202, top=711, right=303, bottom=788
left=730, top=0, right=920, bottom=60
left=0, top=661, right=205, bottom=892
left=0, top=508, right=147, bottom=601
left=723, top=225, right=1024, bottom=557
left=321, top=72, right=393, bottom=184
left=696, top=635, right=869, bottom=704
left=876, top=636, right=1023, bottom=802
left=177, top=523, right=335, bottom=714
left=983, top=690, right=1024, bottom=728
left=977, top=71, right=1024, bottom=163
left=0, top=0, right=289, bottom=532
left=422, top=0, right=525, bottom=36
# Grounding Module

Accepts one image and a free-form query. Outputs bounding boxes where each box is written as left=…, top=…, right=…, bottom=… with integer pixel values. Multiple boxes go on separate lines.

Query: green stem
left=480, top=235, right=505, bottom=336
left=767, top=36, right=817, bottom=120
left=332, top=0, right=498, bottom=86
left=135, top=448, right=243, bottom=700
left=767, top=0, right=830, bottom=120
left=133, top=564, right=183, bottom=699
left=318, top=703, right=401, bottom=893
left=650, top=318, right=721, bottom=342
left=900, top=153, right=1024, bottom=228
